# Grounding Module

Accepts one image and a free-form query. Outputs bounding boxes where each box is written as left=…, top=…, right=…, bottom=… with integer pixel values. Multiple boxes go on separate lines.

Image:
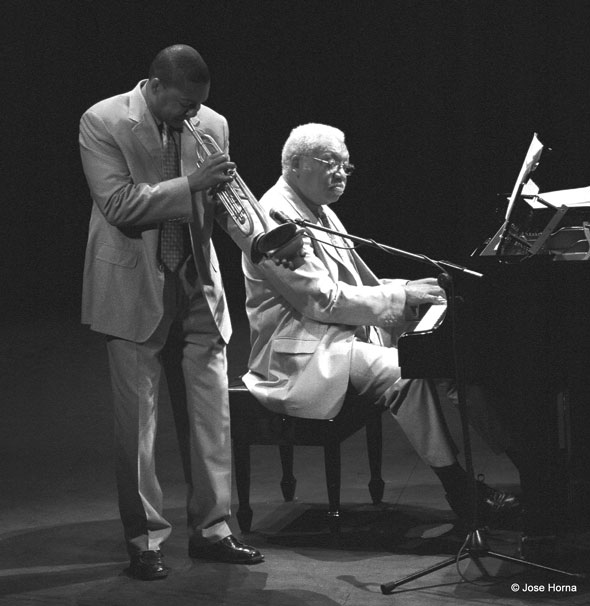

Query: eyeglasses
left=311, top=157, right=355, bottom=176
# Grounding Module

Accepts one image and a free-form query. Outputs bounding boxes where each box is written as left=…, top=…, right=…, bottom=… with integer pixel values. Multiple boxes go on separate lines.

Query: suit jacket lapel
left=324, top=206, right=380, bottom=286
left=128, top=81, right=162, bottom=178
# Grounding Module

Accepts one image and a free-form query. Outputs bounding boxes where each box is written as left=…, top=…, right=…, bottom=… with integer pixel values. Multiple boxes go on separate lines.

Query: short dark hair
left=148, top=44, right=210, bottom=87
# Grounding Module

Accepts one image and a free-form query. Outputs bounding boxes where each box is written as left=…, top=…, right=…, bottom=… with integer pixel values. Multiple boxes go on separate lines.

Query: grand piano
left=398, top=135, right=590, bottom=538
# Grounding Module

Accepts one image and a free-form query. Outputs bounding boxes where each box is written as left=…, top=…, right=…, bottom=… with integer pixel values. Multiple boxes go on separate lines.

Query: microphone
left=269, top=209, right=293, bottom=225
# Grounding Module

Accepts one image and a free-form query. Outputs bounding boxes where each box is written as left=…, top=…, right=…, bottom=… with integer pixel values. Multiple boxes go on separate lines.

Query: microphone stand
left=285, top=216, right=584, bottom=593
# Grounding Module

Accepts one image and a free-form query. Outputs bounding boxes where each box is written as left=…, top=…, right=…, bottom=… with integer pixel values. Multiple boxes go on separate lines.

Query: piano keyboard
left=411, top=302, right=447, bottom=333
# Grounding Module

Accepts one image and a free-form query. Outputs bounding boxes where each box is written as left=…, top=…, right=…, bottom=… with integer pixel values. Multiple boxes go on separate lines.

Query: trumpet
left=183, top=119, right=304, bottom=261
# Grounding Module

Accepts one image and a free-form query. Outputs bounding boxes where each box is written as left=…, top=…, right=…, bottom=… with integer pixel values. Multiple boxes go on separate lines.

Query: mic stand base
left=380, top=526, right=584, bottom=594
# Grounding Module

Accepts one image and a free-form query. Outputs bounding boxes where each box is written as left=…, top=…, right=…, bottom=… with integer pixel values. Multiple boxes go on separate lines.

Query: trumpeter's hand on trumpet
left=183, top=119, right=307, bottom=269
left=186, top=150, right=236, bottom=194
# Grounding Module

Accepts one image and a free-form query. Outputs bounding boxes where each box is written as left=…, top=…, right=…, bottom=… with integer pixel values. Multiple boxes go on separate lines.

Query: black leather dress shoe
left=476, top=477, right=521, bottom=520
left=127, top=550, right=169, bottom=580
left=446, top=477, right=521, bottom=525
left=189, top=535, right=264, bottom=564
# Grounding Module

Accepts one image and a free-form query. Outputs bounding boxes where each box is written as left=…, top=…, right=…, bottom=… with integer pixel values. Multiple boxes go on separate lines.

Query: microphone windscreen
left=269, top=209, right=291, bottom=225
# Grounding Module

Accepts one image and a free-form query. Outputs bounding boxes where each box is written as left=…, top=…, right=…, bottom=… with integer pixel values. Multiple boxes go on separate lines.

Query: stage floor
left=1, top=313, right=588, bottom=605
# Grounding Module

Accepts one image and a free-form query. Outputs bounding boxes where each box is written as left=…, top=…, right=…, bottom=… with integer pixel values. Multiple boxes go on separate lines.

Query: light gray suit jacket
left=242, top=178, right=413, bottom=419
left=79, top=80, right=253, bottom=343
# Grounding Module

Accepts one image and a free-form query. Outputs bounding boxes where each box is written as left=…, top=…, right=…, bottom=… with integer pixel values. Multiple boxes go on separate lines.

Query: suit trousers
left=349, top=339, right=458, bottom=468
left=106, top=257, right=232, bottom=555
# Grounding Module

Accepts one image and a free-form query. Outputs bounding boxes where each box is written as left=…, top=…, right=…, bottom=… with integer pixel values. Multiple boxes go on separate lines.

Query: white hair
left=281, top=123, right=346, bottom=176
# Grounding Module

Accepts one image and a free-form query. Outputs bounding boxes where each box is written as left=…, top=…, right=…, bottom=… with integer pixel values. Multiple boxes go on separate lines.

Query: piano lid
left=480, top=134, right=590, bottom=261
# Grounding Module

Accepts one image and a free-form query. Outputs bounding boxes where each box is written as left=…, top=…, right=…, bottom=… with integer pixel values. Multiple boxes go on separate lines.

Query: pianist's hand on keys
left=404, top=277, right=446, bottom=307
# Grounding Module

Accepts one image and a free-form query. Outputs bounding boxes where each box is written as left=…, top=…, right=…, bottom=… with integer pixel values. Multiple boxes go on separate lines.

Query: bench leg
left=366, top=413, right=385, bottom=504
left=324, top=441, right=341, bottom=533
left=279, top=445, right=297, bottom=501
left=233, top=442, right=253, bottom=533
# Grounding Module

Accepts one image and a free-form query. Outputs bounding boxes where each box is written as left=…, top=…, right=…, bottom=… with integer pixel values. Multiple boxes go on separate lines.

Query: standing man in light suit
left=79, top=44, right=265, bottom=580
left=241, top=123, right=520, bottom=526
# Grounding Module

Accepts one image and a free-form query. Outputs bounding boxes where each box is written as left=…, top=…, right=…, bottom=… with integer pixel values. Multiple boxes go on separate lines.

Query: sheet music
left=504, top=133, right=544, bottom=220
left=522, top=179, right=540, bottom=197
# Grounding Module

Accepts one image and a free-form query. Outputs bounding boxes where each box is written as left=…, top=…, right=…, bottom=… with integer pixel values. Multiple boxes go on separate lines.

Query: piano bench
left=228, top=378, right=385, bottom=534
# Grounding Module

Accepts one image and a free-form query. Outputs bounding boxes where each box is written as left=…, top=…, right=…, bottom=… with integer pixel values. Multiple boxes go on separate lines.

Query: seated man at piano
left=239, top=122, right=520, bottom=526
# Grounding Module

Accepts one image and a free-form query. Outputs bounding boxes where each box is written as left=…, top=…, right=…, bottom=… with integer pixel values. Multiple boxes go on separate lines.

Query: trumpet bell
left=256, top=223, right=306, bottom=268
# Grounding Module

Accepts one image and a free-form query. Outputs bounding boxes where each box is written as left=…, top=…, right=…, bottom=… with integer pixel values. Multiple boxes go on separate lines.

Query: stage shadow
left=0, top=514, right=341, bottom=606
left=260, top=502, right=468, bottom=556
left=73, top=566, right=341, bottom=606
left=0, top=517, right=126, bottom=597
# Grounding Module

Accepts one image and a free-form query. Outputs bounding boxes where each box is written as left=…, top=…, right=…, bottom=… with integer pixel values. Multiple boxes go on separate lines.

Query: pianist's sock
left=431, top=462, right=470, bottom=495
left=432, top=462, right=478, bottom=520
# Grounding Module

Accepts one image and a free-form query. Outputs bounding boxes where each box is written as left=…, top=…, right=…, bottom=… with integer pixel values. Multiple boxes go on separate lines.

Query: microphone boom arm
left=275, top=213, right=483, bottom=279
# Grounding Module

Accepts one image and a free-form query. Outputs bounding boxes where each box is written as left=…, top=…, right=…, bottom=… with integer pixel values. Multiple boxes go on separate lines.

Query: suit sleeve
left=246, top=244, right=409, bottom=329
left=79, top=110, right=193, bottom=227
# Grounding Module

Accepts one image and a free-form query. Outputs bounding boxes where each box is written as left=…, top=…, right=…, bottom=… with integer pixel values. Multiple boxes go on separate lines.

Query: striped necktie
left=318, top=208, right=348, bottom=261
left=159, top=124, right=186, bottom=272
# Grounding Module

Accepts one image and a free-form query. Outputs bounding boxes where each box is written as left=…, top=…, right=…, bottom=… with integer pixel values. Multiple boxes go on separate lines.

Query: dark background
left=5, top=0, right=590, bottom=321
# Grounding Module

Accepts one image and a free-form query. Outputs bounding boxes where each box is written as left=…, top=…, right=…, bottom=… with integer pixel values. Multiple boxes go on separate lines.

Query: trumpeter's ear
left=148, top=77, right=161, bottom=93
